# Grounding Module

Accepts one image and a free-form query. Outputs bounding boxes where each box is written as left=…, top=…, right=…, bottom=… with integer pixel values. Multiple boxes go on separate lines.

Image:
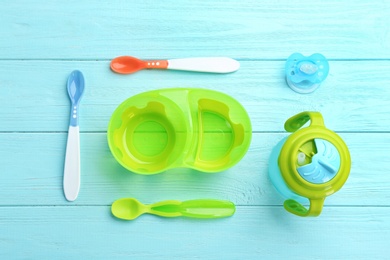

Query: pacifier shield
left=285, top=53, right=329, bottom=94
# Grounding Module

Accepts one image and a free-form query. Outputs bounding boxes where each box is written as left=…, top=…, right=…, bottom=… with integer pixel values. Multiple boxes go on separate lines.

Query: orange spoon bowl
left=110, top=56, right=168, bottom=74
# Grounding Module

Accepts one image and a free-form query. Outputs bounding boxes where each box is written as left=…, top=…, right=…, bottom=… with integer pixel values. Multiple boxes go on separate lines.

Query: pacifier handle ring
left=284, top=111, right=324, bottom=132
left=284, top=198, right=325, bottom=217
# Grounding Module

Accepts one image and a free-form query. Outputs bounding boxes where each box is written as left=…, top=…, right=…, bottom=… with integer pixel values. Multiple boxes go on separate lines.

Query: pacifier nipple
left=299, top=62, right=318, bottom=75
left=285, top=53, right=329, bottom=94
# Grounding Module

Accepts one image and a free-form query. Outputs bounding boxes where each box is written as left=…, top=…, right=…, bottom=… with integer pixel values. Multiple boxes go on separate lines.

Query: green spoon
left=111, top=198, right=236, bottom=220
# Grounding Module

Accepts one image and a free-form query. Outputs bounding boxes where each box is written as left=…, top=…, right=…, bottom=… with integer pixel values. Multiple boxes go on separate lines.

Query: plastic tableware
left=63, top=70, right=85, bottom=201
left=285, top=53, right=329, bottom=94
left=110, top=56, right=240, bottom=74
left=268, top=111, right=351, bottom=217
left=107, top=88, right=252, bottom=174
left=111, top=198, right=236, bottom=220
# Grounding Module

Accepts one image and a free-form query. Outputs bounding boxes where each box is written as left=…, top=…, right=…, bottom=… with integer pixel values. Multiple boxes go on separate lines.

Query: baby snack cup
left=285, top=53, right=329, bottom=94
left=107, top=88, right=252, bottom=174
left=268, top=111, right=351, bottom=217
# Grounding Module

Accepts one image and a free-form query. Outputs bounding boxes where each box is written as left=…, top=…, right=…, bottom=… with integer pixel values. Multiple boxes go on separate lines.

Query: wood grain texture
left=0, top=1, right=389, bottom=59
left=0, top=206, right=389, bottom=259
left=1, top=60, right=390, bottom=132
left=1, top=0, right=390, bottom=259
left=1, top=133, right=389, bottom=206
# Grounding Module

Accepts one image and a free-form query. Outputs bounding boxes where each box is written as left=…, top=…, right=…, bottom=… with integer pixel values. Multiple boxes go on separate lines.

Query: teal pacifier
left=285, top=53, right=329, bottom=94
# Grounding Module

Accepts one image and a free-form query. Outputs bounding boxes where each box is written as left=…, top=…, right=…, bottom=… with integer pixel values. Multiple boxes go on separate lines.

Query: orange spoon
left=110, top=56, right=240, bottom=74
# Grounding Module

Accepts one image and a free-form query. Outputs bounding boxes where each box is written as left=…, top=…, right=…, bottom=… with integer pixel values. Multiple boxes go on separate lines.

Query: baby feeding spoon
left=110, top=56, right=240, bottom=74
left=111, top=198, right=236, bottom=220
left=63, top=70, right=85, bottom=201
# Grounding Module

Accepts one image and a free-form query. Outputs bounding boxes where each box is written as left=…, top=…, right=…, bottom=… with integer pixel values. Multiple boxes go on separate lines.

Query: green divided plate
left=107, top=88, right=252, bottom=174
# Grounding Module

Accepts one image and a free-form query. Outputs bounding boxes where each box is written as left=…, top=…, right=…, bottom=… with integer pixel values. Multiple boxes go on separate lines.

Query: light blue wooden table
left=1, top=1, right=390, bottom=259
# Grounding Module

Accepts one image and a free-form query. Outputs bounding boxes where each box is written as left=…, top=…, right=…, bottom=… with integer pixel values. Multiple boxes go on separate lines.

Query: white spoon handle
left=63, top=126, right=80, bottom=201
left=167, top=57, right=240, bottom=73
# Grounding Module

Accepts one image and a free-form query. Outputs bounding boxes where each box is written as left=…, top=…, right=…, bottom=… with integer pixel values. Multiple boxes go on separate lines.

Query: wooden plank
left=1, top=132, right=388, bottom=206
left=1, top=60, right=390, bottom=132
left=0, top=1, right=389, bottom=59
left=1, top=1, right=389, bottom=259
left=0, top=206, right=388, bottom=259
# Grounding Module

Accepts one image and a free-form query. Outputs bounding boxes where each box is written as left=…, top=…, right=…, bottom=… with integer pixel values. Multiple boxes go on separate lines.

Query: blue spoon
left=63, top=70, right=85, bottom=201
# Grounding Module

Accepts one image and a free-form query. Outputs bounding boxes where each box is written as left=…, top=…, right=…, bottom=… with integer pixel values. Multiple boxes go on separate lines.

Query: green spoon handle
left=149, top=199, right=236, bottom=219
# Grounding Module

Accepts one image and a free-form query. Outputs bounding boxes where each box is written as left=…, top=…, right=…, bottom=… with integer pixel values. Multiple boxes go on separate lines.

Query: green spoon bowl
left=111, top=198, right=236, bottom=220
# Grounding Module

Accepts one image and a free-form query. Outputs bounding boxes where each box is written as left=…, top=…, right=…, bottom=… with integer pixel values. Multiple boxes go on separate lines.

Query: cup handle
left=284, top=197, right=325, bottom=217
left=284, top=111, right=325, bottom=132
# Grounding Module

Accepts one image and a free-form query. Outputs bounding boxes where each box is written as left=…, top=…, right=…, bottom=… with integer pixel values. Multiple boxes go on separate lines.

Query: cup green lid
left=278, top=112, right=351, bottom=216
